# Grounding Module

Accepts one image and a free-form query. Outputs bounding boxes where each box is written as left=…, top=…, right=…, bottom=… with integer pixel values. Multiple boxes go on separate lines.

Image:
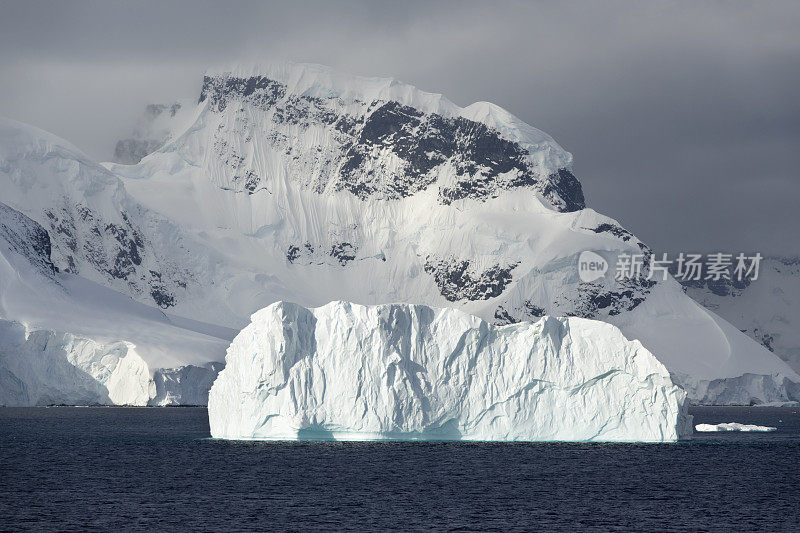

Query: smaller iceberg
left=208, top=301, right=692, bottom=442
left=695, top=423, right=777, bottom=432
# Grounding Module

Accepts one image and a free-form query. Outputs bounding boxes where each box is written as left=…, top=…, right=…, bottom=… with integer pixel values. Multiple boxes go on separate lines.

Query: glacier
left=0, top=316, right=224, bottom=406
left=0, top=319, right=152, bottom=406
left=208, top=301, right=693, bottom=442
left=150, top=362, right=224, bottom=406
left=0, top=318, right=225, bottom=406
left=1, top=61, right=799, bottom=405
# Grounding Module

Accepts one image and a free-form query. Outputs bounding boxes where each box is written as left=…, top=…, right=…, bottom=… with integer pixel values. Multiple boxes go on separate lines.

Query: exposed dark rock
left=758, top=331, right=775, bottom=352
left=329, top=242, right=357, bottom=266
left=542, top=169, right=585, bottom=212
left=199, top=75, right=286, bottom=112
left=287, top=241, right=358, bottom=266
left=0, top=202, right=57, bottom=276
left=273, top=94, right=339, bottom=127
left=424, top=257, right=519, bottom=301
left=493, top=306, right=519, bottom=325
left=142, top=102, right=182, bottom=119
left=492, top=300, right=550, bottom=325
left=41, top=202, right=187, bottom=308
left=286, top=244, right=301, bottom=263
left=104, top=216, right=144, bottom=280
left=113, top=103, right=184, bottom=164
left=147, top=270, right=176, bottom=308
left=200, top=74, right=586, bottom=212
left=150, top=285, right=176, bottom=308
left=242, top=170, right=260, bottom=193
left=674, top=266, right=751, bottom=296
left=45, top=209, right=78, bottom=255
left=588, top=223, right=634, bottom=242
left=523, top=301, right=546, bottom=317
left=556, top=277, right=656, bottom=319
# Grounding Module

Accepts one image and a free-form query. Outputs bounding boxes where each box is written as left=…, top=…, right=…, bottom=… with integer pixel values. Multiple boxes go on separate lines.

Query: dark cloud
left=1, top=0, right=798, bottom=255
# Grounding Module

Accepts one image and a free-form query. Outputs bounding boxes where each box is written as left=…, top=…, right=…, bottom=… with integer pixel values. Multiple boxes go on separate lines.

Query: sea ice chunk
left=695, top=423, right=777, bottom=432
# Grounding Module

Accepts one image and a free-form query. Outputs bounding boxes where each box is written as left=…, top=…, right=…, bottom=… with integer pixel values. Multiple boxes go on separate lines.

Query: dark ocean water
left=1, top=406, right=798, bottom=532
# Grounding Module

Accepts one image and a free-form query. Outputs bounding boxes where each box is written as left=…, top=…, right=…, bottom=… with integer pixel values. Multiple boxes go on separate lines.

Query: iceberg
left=149, top=363, right=224, bottom=406
left=208, top=301, right=692, bottom=442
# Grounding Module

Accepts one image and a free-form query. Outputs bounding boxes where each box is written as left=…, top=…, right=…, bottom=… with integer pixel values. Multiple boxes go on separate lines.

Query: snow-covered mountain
left=113, top=100, right=194, bottom=164
left=209, top=301, right=692, bottom=442
left=1, top=62, right=798, bottom=405
left=677, top=257, right=800, bottom=374
left=0, top=125, right=231, bottom=405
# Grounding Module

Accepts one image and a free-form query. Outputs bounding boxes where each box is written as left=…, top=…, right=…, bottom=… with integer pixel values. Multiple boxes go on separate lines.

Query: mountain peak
left=199, top=62, right=569, bottom=160
left=191, top=62, right=581, bottom=210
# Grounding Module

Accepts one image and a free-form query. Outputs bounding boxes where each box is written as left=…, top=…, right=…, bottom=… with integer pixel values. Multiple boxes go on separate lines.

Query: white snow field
left=679, top=257, right=800, bottom=374
left=208, top=301, right=693, bottom=442
left=695, top=423, right=777, bottom=432
left=1, top=62, right=798, bottom=405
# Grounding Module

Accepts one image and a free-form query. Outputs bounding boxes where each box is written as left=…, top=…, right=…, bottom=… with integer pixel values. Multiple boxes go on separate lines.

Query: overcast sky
left=1, top=0, right=798, bottom=255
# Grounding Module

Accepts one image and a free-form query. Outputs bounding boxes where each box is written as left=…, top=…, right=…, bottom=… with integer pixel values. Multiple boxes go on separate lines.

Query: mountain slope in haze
left=678, top=257, right=800, bottom=375
left=113, top=100, right=194, bottom=164
left=1, top=62, right=798, bottom=405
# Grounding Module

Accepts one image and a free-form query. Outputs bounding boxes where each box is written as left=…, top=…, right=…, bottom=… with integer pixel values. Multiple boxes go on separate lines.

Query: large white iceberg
left=208, top=301, right=692, bottom=442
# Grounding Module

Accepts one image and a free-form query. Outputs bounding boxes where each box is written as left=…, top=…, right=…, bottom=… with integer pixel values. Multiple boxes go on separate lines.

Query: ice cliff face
left=0, top=317, right=224, bottom=406
left=0, top=320, right=153, bottom=406
left=150, top=363, right=224, bottom=406
left=1, top=62, right=798, bottom=405
left=208, top=301, right=692, bottom=442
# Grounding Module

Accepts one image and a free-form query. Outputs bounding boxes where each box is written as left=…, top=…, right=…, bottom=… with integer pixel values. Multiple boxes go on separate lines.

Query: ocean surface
left=1, top=406, right=798, bottom=532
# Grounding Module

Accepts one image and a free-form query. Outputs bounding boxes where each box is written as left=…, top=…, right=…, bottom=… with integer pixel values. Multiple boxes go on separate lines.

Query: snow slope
left=679, top=257, right=800, bottom=374
left=1, top=62, right=798, bottom=405
left=208, top=301, right=692, bottom=442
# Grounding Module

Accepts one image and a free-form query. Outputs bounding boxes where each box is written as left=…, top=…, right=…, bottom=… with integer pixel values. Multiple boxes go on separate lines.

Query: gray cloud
left=1, top=0, right=798, bottom=255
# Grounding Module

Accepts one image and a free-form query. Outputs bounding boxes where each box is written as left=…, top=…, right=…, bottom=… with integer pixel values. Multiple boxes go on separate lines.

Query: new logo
left=578, top=251, right=608, bottom=282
